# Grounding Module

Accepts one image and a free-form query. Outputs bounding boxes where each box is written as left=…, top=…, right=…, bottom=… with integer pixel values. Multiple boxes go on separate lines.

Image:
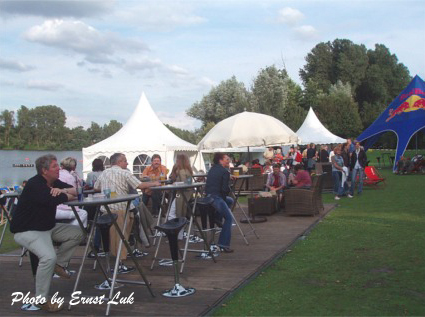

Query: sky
left=0, top=0, right=424, bottom=131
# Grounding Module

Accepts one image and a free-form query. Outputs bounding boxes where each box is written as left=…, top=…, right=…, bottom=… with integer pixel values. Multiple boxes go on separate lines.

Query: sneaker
left=21, top=303, right=40, bottom=311
left=38, top=301, right=63, bottom=312
left=158, top=259, right=173, bottom=266
left=87, top=251, right=106, bottom=259
left=347, top=194, right=353, bottom=198
left=94, top=279, right=124, bottom=290
left=111, top=264, right=135, bottom=274
left=188, top=235, right=204, bottom=243
left=127, top=249, right=148, bottom=258
left=334, top=196, right=340, bottom=200
left=54, top=264, right=72, bottom=279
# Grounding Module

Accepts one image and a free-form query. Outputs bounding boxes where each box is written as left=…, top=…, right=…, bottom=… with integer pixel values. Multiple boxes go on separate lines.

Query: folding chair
left=364, top=166, right=386, bottom=188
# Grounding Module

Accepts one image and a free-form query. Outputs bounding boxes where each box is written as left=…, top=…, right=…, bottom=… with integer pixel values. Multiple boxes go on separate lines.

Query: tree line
left=0, top=105, right=123, bottom=150
left=1, top=38, right=421, bottom=150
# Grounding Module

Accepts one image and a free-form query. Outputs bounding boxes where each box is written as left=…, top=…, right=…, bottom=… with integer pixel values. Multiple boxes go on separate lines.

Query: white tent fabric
left=296, top=107, right=346, bottom=145
left=83, top=92, right=204, bottom=176
left=197, top=111, right=300, bottom=149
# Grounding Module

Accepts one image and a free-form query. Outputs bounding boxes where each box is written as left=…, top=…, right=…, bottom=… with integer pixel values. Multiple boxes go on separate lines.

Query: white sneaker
left=347, top=194, right=353, bottom=198
left=335, top=196, right=340, bottom=200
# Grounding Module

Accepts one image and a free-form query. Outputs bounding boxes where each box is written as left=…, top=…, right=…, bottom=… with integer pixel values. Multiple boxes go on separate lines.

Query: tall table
left=65, top=193, right=154, bottom=316
left=230, top=175, right=260, bottom=241
left=150, top=182, right=216, bottom=273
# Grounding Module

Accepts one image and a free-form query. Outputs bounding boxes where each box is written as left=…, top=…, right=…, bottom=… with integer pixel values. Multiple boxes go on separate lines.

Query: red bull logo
left=386, top=95, right=425, bottom=122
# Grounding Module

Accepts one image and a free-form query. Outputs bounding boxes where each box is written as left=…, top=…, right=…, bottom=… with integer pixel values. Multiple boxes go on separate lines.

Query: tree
left=31, top=105, right=66, bottom=148
left=187, top=76, right=252, bottom=126
left=87, top=122, right=104, bottom=144
left=251, top=65, right=306, bottom=131
left=16, top=105, right=34, bottom=147
left=0, top=110, right=15, bottom=147
left=315, top=81, right=363, bottom=138
left=103, top=120, right=122, bottom=138
left=165, top=124, right=198, bottom=144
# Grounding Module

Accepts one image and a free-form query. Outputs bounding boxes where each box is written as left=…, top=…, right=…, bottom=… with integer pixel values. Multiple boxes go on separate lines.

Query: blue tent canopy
left=357, top=75, right=425, bottom=170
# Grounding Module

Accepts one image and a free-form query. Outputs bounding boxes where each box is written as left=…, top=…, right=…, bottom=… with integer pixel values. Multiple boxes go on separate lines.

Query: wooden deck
left=0, top=204, right=335, bottom=316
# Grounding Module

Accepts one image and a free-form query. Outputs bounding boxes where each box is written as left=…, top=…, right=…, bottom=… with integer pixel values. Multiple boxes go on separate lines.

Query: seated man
left=292, top=164, right=312, bottom=189
left=396, top=156, right=412, bottom=174
left=205, top=153, right=234, bottom=253
left=265, top=164, right=287, bottom=207
left=251, top=159, right=264, bottom=173
left=141, top=154, right=167, bottom=217
left=94, top=153, right=159, bottom=274
left=10, top=154, right=84, bottom=312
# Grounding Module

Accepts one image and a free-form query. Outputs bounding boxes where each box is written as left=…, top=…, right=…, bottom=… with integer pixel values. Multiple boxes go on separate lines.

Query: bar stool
left=94, top=213, right=122, bottom=290
left=195, top=197, right=220, bottom=259
left=155, top=217, right=195, bottom=297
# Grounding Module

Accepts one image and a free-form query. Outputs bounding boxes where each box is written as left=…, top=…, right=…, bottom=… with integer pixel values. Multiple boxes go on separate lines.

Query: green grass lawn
left=214, top=168, right=425, bottom=316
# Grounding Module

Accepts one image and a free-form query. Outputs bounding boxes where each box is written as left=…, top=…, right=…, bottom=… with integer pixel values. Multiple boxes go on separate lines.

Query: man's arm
left=137, top=181, right=160, bottom=190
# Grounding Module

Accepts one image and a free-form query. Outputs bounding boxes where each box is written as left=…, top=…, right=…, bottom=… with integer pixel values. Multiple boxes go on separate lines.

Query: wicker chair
left=315, top=162, right=333, bottom=191
left=247, top=168, right=266, bottom=191
left=284, top=174, right=324, bottom=216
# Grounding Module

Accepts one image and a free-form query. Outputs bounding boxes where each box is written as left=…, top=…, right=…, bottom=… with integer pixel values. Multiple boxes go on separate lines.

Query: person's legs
left=211, top=196, right=232, bottom=248
left=151, top=191, right=162, bottom=216
left=350, top=168, right=358, bottom=196
left=109, top=210, right=134, bottom=261
left=142, top=194, right=150, bottom=210
left=14, top=230, right=57, bottom=298
left=332, top=171, right=340, bottom=196
left=358, top=168, right=364, bottom=194
left=51, top=223, right=84, bottom=267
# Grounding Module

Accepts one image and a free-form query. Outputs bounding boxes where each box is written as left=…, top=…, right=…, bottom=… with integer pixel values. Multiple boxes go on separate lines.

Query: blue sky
left=1, top=0, right=424, bottom=131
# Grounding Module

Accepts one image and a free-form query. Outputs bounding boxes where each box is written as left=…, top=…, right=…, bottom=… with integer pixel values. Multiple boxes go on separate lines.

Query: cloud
left=157, top=111, right=201, bottom=131
left=294, top=25, right=319, bottom=40
left=0, top=0, right=114, bottom=18
left=116, top=2, right=206, bottom=31
left=25, top=19, right=149, bottom=65
left=27, top=80, right=63, bottom=91
left=0, top=57, right=35, bottom=72
left=277, top=7, right=304, bottom=26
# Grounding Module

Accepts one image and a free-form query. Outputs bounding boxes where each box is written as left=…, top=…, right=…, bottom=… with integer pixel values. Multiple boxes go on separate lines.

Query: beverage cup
left=77, top=187, right=83, bottom=202
left=103, top=188, right=111, bottom=199
left=110, top=185, right=117, bottom=198
left=233, top=170, right=240, bottom=177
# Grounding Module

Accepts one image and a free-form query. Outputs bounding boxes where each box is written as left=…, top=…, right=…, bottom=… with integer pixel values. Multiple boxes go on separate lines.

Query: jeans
left=350, top=167, right=364, bottom=195
left=142, top=191, right=161, bottom=216
left=332, top=171, right=344, bottom=196
left=209, top=195, right=234, bottom=248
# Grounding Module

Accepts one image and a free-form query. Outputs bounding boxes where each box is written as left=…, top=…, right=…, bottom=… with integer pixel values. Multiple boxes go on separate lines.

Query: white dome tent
left=82, top=92, right=204, bottom=177
left=296, top=107, right=346, bottom=145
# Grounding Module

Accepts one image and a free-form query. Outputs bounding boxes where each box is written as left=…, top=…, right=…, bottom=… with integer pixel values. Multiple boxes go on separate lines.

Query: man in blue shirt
left=205, top=153, right=234, bottom=253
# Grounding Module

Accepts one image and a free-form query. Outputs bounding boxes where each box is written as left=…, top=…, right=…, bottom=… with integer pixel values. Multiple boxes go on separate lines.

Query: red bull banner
left=357, top=75, right=425, bottom=170
left=386, top=94, right=425, bottom=122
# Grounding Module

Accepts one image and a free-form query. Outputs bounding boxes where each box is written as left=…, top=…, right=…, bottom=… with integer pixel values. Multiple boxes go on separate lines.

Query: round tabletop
left=1, top=191, right=20, bottom=198
left=64, top=193, right=140, bottom=207
left=151, top=182, right=206, bottom=191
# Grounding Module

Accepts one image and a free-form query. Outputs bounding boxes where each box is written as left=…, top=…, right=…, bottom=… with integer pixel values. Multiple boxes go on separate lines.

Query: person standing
left=205, top=153, right=234, bottom=253
left=306, top=143, right=316, bottom=173
left=10, top=154, right=83, bottom=312
left=331, top=146, right=345, bottom=200
left=349, top=142, right=367, bottom=197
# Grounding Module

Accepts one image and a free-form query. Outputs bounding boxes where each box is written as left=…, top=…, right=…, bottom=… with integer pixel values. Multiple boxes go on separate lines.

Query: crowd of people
left=8, top=142, right=367, bottom=312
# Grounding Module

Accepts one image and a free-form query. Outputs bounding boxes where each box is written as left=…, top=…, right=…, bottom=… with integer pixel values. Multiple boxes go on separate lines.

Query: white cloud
left=277, top=7, right=304, bottom=26
left=116, top=2, right=206, bottom=31
left=0, top=57, right=35, bottom=72
left=157, top=111, right=201, bottom=131
left=66, top=115, right=91, bottom=129
left=294, top=25, right=319, bottom=40
left=0, top=0, right=114, bottom=18
left=27, top=80, right=63, bottom=91
left=24, top=19, right=148, bottom=65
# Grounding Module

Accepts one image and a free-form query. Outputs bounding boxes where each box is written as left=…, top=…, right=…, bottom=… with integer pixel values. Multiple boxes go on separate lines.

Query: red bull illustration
left=386, top=94, right=425, bottom=122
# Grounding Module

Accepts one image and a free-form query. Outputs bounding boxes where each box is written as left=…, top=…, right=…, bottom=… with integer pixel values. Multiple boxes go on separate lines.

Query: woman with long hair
left=168, top=154, right=194, bottom=223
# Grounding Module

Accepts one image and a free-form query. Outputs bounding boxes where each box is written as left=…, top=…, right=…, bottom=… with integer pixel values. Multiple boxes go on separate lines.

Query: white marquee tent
left=296, top=107, right=346, bottom=145
left=82, top=92, right=204, bottom=177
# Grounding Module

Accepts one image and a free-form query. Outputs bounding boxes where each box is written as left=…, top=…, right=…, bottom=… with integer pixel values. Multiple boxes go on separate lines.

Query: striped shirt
left=94, top=166, right=141, bottom=211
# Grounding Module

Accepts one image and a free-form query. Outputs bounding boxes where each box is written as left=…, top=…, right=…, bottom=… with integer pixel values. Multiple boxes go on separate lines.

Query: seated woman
left=251, top=159, right=264, bottom=173
left=55, top=157, right=88, bottom=227
left=263, top=160, right=273, bottom=174
left=85, top=158, right=104, bottom=189
left=292, top=164, right=312, bottom=189
left=167, top=154, right=194, bottom=239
